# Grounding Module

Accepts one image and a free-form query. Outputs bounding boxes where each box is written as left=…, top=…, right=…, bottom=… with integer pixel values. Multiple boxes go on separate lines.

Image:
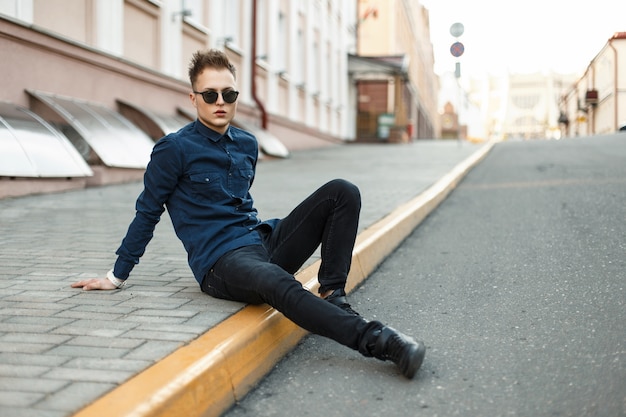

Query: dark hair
left=188, top=49, right=237, bottom=88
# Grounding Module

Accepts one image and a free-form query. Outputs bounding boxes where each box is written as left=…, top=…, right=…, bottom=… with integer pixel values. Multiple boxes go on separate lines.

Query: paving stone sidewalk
left=0, top=140, right=483, bottom=417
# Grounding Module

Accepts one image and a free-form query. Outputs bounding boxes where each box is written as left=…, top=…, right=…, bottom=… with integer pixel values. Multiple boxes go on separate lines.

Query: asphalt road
left=223, top=134, right=626, bottom=417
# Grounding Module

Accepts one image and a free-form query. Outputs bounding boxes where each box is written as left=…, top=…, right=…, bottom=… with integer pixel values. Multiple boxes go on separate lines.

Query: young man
left=72, top=49, right=426, bottom=379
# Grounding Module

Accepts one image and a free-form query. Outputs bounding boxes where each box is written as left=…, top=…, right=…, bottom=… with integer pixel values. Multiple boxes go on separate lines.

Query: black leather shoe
left=324, top=288, right=360, bottom=316
left=373, top=326, right=425, bottom=379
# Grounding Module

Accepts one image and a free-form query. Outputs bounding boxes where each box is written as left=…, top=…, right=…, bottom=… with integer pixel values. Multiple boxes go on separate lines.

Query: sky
left=420, top=0, right=626, bottom=79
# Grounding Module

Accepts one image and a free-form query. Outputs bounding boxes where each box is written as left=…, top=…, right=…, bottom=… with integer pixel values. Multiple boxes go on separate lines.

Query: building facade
left=503, top=72, right=575, bottom=140
left=461, top=32, right=626, bottom=141
left=462, top=72, right=576, bottom=142
left=1, top=0, right=445, bottom=198
left=0, top=0, right=369, bottom=197
left=354, top=0, right=439, bottom=141
left=0, top=0, right=358, bottom=151
left=560, top=32, right=626, bottom=136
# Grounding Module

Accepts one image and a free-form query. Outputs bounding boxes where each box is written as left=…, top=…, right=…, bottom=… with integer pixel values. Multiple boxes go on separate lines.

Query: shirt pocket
left=189, top=172, right=223, bottom=201
left=232, top=168, right=254, bottom=197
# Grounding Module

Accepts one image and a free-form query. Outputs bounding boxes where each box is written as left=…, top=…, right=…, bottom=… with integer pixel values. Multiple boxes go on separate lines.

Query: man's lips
left=214, top=110, right=227, bottom=116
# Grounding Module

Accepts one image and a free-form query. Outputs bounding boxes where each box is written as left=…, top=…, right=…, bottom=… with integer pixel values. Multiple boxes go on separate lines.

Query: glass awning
left=231, top=118, right=289, bottom=158
left=0, top=102, right=93, bottom=178
left=27, top=90, right=155, bottom=169
left=117, top=100, right=190, bottom=140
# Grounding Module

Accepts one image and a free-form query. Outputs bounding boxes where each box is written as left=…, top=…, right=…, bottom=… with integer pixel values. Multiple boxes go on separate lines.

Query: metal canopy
left=27, top=90, right=155, bottom=169
left=0, top=102, right=93, bottom=178
left=348, top=54, right=409, bottom=79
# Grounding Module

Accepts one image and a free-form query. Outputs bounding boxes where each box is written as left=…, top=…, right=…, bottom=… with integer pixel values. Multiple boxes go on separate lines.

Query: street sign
left=450, top=42, right=464, bottom=57
left=450, top=22, right=464, bottom=37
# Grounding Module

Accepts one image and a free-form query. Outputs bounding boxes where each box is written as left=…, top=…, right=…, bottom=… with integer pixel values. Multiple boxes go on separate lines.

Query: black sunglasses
left=193, top=90, right=239, bottom=104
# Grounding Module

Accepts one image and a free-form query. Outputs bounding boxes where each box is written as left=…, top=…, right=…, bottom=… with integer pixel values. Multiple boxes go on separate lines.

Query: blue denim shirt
left=113, top=120, right=277, bottom=284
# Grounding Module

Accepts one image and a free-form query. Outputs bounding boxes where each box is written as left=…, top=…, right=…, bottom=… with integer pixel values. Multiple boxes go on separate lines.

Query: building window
left=276, top=12, right=286, bottom=72
left=224, top=1, right=240, bottom=46
left=296, top=28, right=304, bottom=85
left=184, top=0, right=203, bottom=25
left=256, top=0, right=268, bottom=61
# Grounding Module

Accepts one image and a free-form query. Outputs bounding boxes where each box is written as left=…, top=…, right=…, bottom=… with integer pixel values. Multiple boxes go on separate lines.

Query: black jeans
left=201, top=179, right=382, bottom=354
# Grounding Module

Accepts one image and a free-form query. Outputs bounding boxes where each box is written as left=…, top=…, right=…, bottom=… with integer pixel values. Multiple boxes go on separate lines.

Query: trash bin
left=377, top=113, right=395, bottom=139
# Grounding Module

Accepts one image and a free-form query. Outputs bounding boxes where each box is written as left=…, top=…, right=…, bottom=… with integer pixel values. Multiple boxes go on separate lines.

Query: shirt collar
left=195, top=120, right=233, bottom=142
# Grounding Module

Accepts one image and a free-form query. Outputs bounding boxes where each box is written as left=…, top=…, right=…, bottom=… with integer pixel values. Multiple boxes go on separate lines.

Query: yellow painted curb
left=72, top=142, right=493, bottom=417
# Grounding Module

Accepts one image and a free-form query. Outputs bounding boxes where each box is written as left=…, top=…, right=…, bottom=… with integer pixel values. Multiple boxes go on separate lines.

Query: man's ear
left=190, top=91, right=198, bottom=108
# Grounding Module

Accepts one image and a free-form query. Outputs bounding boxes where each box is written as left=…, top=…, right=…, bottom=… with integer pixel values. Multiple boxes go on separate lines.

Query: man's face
left=190, top=67, right=237, bottom=134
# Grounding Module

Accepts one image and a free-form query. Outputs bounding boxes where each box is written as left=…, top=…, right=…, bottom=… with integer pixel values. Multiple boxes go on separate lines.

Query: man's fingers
left=71, top=278, right=116, bottom=291
left=70, top=280, right=90, bottom=288
left=71, top=278, right=98, bottom=290
left=82, top=280, right=100, bottom=291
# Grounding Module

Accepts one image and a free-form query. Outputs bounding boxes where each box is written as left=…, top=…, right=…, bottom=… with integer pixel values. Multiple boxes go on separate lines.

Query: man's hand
left=71, top=277, right=118, bottom=291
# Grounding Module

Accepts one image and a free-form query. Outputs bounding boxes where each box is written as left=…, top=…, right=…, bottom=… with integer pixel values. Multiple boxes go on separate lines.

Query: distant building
left=353, top=0, right=439, bottom=141
left=560, top=32, right=626, bottom=136
left=460, top=32, right=626, bottom=141
left=439, top=102, right=466, bottom=139
left=463, top=72, right=576, bottom=141
left=503, top=72, right=576, bottom=140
